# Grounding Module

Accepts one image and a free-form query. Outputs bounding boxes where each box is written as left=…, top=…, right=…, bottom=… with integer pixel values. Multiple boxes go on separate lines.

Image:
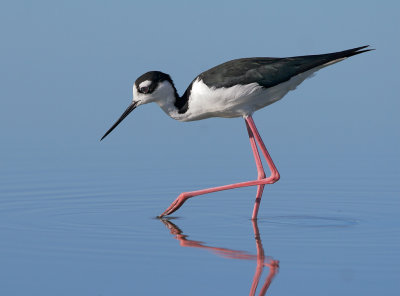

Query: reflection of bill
left=161, top=219, right=279, bottom=296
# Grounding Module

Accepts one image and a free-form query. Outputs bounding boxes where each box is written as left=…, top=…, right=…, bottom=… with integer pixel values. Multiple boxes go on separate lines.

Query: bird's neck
left=154, top=81, right=190, bottom=121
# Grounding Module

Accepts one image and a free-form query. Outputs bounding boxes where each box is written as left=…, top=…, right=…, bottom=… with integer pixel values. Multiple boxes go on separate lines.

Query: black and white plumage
left=100, top=46, right=372, bottom=219
left=101, top=46, right=371, bottom=140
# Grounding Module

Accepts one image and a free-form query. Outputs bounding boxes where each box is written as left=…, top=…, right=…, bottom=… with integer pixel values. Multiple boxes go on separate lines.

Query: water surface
left=1, top=155, right=399, bottom=295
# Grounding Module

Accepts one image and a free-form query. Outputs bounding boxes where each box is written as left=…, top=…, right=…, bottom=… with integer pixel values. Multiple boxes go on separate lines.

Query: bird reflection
left=160, top=219, right=279, bottom=296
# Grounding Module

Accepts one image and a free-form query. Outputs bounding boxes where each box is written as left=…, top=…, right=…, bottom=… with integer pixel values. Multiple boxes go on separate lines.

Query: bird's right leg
left=245, top=120, right=266, bottom=219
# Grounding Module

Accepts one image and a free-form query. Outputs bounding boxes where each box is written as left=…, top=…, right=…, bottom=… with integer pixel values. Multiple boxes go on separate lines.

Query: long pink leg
left=159, top=115, right=280, bottom=219
left=246, top=116, right=280, bottom=181
left=246, top=120, right=266, bottom=219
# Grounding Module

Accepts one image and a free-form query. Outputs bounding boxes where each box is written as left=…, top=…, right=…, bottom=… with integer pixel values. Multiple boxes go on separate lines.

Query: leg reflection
left=250, top=220, right=279, bottom=296
left=161, top=219, right=279, bottom=296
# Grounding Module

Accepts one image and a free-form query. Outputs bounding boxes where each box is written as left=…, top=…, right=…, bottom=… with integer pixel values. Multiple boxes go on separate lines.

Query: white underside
left=151, top=58, right=345, bottom=122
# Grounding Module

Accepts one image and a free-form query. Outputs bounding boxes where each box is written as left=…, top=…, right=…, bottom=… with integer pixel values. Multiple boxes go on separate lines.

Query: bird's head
left=100, top=71, right=177, bottom=141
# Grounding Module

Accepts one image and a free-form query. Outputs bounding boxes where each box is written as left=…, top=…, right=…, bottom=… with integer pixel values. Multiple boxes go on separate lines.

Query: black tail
left=329, top=45, right=374, bottom=60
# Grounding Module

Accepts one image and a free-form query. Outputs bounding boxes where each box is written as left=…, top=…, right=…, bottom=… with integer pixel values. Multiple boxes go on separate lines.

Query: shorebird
left=101, top=45, right=371, bottom=219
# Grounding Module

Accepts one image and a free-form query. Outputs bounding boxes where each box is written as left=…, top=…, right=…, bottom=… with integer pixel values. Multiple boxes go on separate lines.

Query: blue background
left=1, top=0, right=398, bottom=167
left=0, top=1, right=399, bottom=295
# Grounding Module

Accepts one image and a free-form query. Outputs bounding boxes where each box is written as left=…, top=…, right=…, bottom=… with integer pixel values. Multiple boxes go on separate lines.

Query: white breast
left=183, top=79, right=263, bottom=120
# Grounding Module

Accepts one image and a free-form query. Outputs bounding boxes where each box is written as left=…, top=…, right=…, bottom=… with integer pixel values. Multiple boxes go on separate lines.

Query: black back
left=197, top=46, right=372, bottom=89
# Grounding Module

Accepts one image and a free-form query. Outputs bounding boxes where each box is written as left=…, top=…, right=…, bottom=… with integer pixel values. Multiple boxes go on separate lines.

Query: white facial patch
left=139, top=80, right=152, bottom=88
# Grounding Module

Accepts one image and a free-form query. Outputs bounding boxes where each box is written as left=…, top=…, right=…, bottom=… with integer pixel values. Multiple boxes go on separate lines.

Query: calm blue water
left=1, top=154, right=398, bottom=295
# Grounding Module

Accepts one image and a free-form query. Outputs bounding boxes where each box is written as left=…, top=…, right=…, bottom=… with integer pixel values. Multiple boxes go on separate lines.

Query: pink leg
left=159, top=115, right=280, bottom=219
left=246, top=120, right=266, bottom=219
left=246, top=116, right=280, bottom=181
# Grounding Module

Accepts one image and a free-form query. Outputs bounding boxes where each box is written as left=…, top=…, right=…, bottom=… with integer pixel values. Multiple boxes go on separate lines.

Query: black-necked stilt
left=101, top=45, right=372, bottom=219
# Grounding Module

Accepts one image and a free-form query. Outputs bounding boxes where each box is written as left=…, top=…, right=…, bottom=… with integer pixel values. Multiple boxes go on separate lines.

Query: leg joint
left=270, top=171, right=280, bottom=183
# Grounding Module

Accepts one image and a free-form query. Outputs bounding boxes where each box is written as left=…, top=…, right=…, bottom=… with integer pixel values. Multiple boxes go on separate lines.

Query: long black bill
left=100, top=101, right=139, bottom=141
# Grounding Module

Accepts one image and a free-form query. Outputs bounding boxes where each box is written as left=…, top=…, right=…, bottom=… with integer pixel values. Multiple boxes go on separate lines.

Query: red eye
left=140, top=86, right=150, bottom=93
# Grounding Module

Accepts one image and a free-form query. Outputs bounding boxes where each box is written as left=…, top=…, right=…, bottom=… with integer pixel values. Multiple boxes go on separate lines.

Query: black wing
left=198, top=45, right=372, bottom=89
left=176, top=46, right=372, bottom=114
